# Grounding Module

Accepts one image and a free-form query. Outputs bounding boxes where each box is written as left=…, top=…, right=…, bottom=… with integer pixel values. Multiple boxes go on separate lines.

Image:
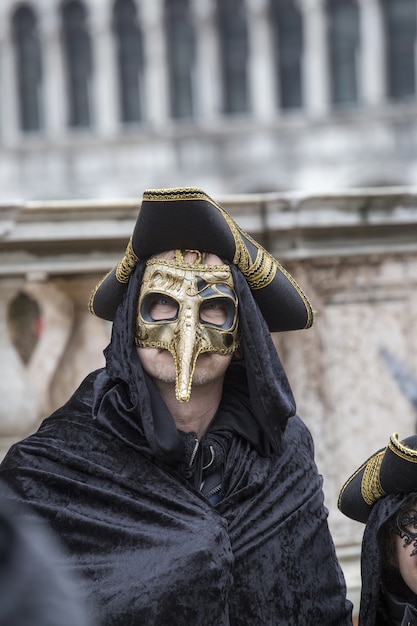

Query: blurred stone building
left=0, top=0, right=416, bottom=201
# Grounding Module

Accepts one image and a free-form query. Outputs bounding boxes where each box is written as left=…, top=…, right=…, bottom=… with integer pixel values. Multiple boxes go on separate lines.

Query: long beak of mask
left=135, top=252, right=240, bottom=402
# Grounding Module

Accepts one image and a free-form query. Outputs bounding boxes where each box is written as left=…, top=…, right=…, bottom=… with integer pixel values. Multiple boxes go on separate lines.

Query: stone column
left=141, top=0, right=170, bottom=126
left=358, top=0, right=386, bottom=105
left=245, top=0, right=277, bottom=121
left=24, top=280, right=73, bottom=420
left=39, top=8, right=67, bottom=136
left=192, top=0, right=222, bottom=120
left=301, top=0, right=330, bottom=116
left=89, top=2, right=119, bottom=135
left=0, top=279, right=39, bottom=459
left=49, top=277, right=111, bottom=412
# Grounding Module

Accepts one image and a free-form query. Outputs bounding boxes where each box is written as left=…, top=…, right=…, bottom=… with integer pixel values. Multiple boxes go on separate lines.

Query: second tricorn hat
left=89, top=187, right=314, bottom=333
left=338, top=433, right=417, bottom=524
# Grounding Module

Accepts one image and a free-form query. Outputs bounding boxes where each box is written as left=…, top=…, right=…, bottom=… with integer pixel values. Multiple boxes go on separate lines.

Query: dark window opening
left=217, top=0, right=250, bottom=114
left=12, top=5, right=43, bottom=132
left=383, top=0, right=417, bottom=100
left=164, top=0, right=195, bottom=119
left=113, top=0, right=144, bottom=123
left=61, top=0, right=93, bottom=128
left=328, top=0, right=360, bottom=106
left=270, top=0, right=303, bottom=110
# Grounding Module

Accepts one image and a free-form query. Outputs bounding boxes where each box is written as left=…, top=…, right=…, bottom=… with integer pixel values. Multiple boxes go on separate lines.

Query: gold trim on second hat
left=388, top=432, right=417, bottom=462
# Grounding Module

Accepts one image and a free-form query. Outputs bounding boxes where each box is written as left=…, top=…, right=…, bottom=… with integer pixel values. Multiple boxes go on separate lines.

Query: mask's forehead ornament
left=136, top=250, right=240, bottom=402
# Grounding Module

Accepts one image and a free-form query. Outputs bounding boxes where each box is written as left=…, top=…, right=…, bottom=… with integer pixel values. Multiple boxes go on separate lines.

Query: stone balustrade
left=2, top=187, right=417, bottom=617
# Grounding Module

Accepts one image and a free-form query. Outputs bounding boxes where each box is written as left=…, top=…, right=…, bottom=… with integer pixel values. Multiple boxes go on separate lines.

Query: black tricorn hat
left=338, top=433, right=417, bottom=524
left=89, top=187, right=314, bottom=332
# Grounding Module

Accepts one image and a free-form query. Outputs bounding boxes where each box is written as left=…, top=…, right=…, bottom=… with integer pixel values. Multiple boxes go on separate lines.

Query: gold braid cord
left=115, top=237, right=140, bottom=284
left=388, top=432, right=417, bottom=462
left=213, top=200, right=314, bottom=328
left=234, top=221, right=314, bottom=328
left=142, top=188, right=211, bottom=202
left=88, top=268, right=113, bottom=315
left=361, top=450, right=386, bottom=506
left=231, top=222, right=276, bottom=290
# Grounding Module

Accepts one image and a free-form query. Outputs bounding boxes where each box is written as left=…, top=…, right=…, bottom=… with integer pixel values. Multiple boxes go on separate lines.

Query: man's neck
left=153, top=379, right=224, bottom=440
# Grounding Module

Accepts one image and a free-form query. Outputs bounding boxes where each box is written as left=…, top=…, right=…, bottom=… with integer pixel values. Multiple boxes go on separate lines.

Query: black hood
left=359, top=491, right=417, bottom=625
left=92, top=259, right=296, bottom=464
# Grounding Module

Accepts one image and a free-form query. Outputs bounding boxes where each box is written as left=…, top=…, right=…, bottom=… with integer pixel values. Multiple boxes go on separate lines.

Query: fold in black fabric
left=0, top=484, right=90, bottom=626
left=0, top=260, right=352, bottom=624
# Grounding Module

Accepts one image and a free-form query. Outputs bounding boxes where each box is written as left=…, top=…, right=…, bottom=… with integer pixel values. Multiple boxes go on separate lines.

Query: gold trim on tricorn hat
left=89, top=187, right=314, bottom=333
left=338, top=433, right=417, bottom=524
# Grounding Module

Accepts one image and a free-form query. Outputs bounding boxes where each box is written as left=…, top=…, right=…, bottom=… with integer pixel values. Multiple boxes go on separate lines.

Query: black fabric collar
left=93, top=358, right=269, bottom=470
left=383, top=590, right=417, bottom=625
left=141, top=359, right=267, bottom=458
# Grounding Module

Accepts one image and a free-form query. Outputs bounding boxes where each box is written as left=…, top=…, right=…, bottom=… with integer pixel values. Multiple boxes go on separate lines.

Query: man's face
left=136, top=251, right=240, bottom=402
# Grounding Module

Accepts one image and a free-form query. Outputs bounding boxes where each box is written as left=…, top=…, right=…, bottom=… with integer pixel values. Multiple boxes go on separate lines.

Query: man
left=0, top=188, right=352, bottom=624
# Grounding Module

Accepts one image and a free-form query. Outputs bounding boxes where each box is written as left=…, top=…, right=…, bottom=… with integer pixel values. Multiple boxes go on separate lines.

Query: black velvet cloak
left=0, top=485, right=90, bottom=626
left=0, top=263, right=352, bottom=625
left=358, top=492, right=417, bottom=626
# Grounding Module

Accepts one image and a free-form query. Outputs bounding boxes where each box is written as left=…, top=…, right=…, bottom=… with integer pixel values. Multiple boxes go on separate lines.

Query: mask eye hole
left=141, top=293, right=179, bottom=322
left=398, top=509, right=417, bottom=535
left=199, top=298, right=235, bottom=328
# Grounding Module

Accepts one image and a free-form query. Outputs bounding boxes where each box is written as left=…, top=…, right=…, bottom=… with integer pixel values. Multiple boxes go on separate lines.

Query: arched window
left=217, top=0, right=250, bottom=114
left=383, top=0, right=417, bottom=100
left=164, top=0, right=195, bottom=119
left=12, top=5, right=43, bottom=132
left=328, top=0, right=360, bottom=106
left=113, top=0, right=144, bottom=123
left=61, top=0, right=93, bottom=128
left=270, top=0, right=303, bottom=110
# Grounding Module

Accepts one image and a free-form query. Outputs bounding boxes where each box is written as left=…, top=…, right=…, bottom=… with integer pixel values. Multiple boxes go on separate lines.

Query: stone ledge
left=1, top=187, right=417, bottom=274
